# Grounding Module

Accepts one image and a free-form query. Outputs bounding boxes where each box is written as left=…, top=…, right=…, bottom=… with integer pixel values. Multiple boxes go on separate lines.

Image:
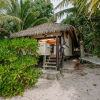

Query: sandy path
left=1, top=67, right=100, bottom=100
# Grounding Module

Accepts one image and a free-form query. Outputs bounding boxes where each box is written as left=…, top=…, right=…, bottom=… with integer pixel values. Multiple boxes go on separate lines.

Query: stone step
left=41, top=70, right=61, bottom=80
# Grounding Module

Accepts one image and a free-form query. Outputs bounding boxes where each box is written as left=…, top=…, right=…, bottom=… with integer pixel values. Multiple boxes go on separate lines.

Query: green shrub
left=0, top=38, right=41, bottom=97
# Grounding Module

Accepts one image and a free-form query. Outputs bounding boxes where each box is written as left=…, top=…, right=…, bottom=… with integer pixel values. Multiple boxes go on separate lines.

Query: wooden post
left=56, top=36, right=59, bottom=70
left=80, top=41, right=84, bottom=58
left=61, top=32, right=64, bottom=68
left=59, top=36, right=61, bottom=56
left=43, top=55, right=46, bottom=69
left=61, top=47, right=64, bottom=68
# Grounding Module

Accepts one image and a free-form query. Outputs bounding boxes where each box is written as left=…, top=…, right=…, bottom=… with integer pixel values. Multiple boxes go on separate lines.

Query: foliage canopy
left=61, top=8, right=100, bottom=57
left=0, top=0, right=54, bottom=33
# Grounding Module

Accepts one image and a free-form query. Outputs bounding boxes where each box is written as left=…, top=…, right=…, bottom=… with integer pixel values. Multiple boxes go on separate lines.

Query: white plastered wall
left=63, top=33, right=72, bottom=56
left=37, top=42, right=50, bottom=55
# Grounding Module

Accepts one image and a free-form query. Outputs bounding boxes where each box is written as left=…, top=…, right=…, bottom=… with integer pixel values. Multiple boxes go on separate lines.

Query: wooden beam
left=30, top=32, right=62, bottom=39
left=56, top=36, right=59, bottom=70
left=37, top=36, right=56, bottom=40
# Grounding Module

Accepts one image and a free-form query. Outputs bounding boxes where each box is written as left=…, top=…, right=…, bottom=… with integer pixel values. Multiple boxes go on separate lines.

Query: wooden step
left=46, top=59, right=56, bottom=61
left=46, top=57, right=62, bottom=60
left=50, top=57, right=56, bottom=59
left=44, top=55, right=62, bottom=70
left=44, top=65, right=56, bottom=68
left=43, top=65, right=57, bottom=69
left=49, top=58, right=62, bottom=60
left=46, top=61, right=62, bottom=64
left=46, top=62, right=56, bottom=65
left=46, top=62, right=61, bottom=64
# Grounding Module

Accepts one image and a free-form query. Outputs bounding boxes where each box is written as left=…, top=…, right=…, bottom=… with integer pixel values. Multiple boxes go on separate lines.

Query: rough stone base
left=41, top=70, right=61, bottom=80
left=61, top=68, right=75, bottom=73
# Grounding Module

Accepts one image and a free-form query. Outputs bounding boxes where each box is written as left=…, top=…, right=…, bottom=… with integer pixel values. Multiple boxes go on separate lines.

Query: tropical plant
left=53, top=0, right=100, bottom=56
left=53, top=0, right=100, bottom=17
left=33, top=0, right=53, bottom=18
left=0, top=14, right=22, bottom=33
left=61, top=8, right=100, bottom=57
left=0, top=38, right=41, bottom=97
left=0, top=0, right=54, bottom=32
left=73, top=0, right=100, bottom=17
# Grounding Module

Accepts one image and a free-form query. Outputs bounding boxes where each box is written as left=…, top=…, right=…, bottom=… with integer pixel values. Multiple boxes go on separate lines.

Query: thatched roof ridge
left=10, top=23, right=75, bottom=38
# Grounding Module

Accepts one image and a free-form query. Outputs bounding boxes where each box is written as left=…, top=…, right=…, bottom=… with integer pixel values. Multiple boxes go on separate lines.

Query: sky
left=51, top=0, right=73, bottom=23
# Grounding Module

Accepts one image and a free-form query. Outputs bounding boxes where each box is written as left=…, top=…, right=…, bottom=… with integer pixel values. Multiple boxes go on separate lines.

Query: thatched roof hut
left=10, top=23, right=79, bottom=70
left=10, top=23, right=79, bottom=47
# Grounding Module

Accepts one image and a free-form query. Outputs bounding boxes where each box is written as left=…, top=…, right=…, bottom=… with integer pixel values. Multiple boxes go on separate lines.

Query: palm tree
left=0, top=0, right=49, bottom=31
left=53, top=0, right=100, bottom=17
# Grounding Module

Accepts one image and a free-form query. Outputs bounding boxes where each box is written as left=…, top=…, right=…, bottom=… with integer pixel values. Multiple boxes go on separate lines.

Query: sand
left=1, top=65, right=100, bottom=100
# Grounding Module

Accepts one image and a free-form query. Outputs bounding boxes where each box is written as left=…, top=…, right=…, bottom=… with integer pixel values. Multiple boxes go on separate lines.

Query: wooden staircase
left=43, top=56, right=62, bottom=70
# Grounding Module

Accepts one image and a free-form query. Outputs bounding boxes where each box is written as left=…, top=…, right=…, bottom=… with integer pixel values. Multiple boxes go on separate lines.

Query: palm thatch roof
left=10, top=23, right=79, bottom=47
left=11, top=23, right=75, bottom=37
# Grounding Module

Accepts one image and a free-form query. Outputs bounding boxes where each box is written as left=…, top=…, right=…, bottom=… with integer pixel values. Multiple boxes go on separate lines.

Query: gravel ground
left=1, top=66, right=100, bottom=100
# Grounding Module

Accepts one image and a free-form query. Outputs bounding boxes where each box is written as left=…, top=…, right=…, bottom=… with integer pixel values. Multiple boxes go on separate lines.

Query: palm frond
left=53, top=0, right=100, bottom=17
left=78, top=0, right=87, bottom=13
left=23, top=11, right=40, bottom=29
left=54, top=0, right=72, bottom=10
left=54, top=7, right=77, bottom=18
left=32, top=17, right=49, bottom=27
left=0, top=14, right=22, bottom=23
left=89, top=0, right=100, bottom=17
left=61, top=14, right=75, bottom=24
left=0, top=14, right=22, bottom=32
left=20, top=0, right=32, bottom=20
